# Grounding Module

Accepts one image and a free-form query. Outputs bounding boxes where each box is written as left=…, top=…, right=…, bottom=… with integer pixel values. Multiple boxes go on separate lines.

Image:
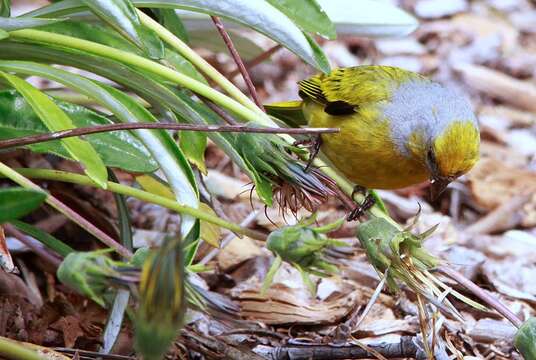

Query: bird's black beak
left=430, top=177, right=451, bottom=201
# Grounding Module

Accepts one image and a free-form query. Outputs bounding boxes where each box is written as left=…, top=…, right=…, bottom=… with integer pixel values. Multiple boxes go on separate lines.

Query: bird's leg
left=293, top=135, right=323, bottom=172
left=347, top=185, right=376, bottom=221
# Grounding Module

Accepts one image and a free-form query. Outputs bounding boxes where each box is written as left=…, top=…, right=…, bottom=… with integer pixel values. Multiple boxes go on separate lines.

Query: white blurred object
left=375, top=38, right=426, bottom=56
left=506, top=129, right=536, bottom=157
left=414, top=0, right=468, bottom=19
left=317, top=0, right=419, bottom=37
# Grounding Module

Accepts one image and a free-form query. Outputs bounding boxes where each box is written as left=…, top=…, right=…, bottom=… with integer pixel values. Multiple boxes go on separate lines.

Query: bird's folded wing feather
left=298, top=66, right=426, bottom=113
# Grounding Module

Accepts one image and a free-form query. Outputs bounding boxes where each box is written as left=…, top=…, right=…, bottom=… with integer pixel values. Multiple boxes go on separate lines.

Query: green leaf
left=109, top=170, right=133, bottom=253
left=316, top=0, right=418, bottom=37
left=0, top=16, right=63, bottom=31
left=0, top=0, right=9, bottom=17
left=515, top=318, right=536, bottom=360
left=10, top=220, right=74, bottom=256
left=0, top=71, right=108, bottom=189
left=0, top=188, right=46, bottom=223
left=154, top=8, right=189, bottom=43
left=28, top=0, right=331, bottom=72
left=0, top=59, right=199, bottom=237
left=80, top=0, right=164, bottom=58
left=40, top=20, right=206, bottom=83
left=0, top=89, right=158, bottom=173
left=265, top=0, right=336, bottom=39
left=179, top=130, right=206, bottom=174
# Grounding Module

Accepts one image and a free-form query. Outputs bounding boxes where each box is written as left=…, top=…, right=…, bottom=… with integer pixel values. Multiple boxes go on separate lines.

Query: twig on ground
left=253, top=336, right=419, bottom=359
left=464, top=194, right=530, bottom=234
left=211, top=16, right=266, bottom=111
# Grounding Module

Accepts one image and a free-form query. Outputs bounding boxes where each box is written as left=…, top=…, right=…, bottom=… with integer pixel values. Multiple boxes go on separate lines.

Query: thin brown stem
left=437, top=265, right=523, bottom=328
left=3, top=224, right=62, bottom=268
left=228, top=45, right=283, bottom=79
left=211, top=16, right=266, bottom=111
left=0, top=123, right=339, bottom=150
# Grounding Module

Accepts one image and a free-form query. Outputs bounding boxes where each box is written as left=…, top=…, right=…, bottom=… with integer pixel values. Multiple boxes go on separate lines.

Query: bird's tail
left=265, top=100, right=307, bottom=127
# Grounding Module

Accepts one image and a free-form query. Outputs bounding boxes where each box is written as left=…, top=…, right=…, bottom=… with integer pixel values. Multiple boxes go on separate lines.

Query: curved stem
left=8, top=29, right=264, bottom=126
left=138, top=10, right=267, bottom=119
left=10, top=168, right=267, bottom=241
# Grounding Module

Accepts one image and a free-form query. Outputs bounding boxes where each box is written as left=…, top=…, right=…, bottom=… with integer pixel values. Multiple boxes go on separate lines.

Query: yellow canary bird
left=268, top=65, right=480, bottom=201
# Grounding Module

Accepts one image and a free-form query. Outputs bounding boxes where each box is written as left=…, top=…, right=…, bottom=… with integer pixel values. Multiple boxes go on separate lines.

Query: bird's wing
left=298, top=66, right=426, bottom=116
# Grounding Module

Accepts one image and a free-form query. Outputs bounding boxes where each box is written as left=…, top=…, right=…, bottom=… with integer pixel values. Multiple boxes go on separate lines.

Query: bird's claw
left=347, top=187, right=375, bottom=221
left=293, top=135, right=323, bottom=172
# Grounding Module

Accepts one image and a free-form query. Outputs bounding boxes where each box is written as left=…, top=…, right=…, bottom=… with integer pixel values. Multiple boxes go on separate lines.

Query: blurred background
left=7, top=0, right=536, bottom=358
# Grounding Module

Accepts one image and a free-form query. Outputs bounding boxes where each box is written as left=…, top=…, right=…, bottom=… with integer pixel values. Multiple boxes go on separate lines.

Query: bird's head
left=426, top=120, right=480, bottom=200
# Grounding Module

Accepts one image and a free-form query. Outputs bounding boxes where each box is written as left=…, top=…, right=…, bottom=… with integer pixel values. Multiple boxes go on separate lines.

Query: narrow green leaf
left=39, top=20, right=206, bottom=83
left=10, top=220, right=74, bottom=257
left=0, top=188, right=46, bottom=223
left=153, top=8, right=189, bottom=43
left=0, top=89, right=158, bottom=173
left=265, top=0, right=336, bottom=39
left=27, top=0, right=331, bottom=72
left=109, top=170, right=133, bottom=252
left=0, top=72, right=108, bottom=188
left=515, top=318, right=536, bottom=359
left=80, top=0, right=164, bottom=58
left=0, top=16, right=63, bottom=31
left=0, top=28, right=7, bottom=39
left=179, top=130, right=206, bottom=174
left=0, top=0, right=9, bottom=17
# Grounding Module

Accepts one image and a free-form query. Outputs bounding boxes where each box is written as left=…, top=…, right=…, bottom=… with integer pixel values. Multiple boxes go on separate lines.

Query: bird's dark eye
left=426, top=147, right=439, bottom=174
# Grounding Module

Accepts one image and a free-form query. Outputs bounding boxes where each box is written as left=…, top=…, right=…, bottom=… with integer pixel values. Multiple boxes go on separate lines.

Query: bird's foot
left=293, top=135, right=322, bottom=172
left=347, top=186, right=375, bottom=221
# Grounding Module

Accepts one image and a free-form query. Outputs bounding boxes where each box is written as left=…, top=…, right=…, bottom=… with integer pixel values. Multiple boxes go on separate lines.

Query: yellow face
left=431, top=121, right=480, bottom=179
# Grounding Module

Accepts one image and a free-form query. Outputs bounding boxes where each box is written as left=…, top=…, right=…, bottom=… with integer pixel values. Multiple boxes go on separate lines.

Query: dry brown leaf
left=51, top=315, right=84, bottom=348
left=234, top=282, right=358, bottom=325
left=455, top=63, right=536, bottom=112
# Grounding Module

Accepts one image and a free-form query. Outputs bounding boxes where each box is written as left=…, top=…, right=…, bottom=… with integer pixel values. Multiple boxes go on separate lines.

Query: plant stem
left=0, top=337, right=45, bottom=360
left=437, top=266, right=523, bottom=328
left=211, top=16, right=265, bottom=111
left=0, top=162, right=132, bottom=258
left=137, top=10, right=267, bottom=120
left=0, top=123, right=338, bottom=150
left=3, top=224, right=62, bottom=267
left=8, top=29, right=269, bottom=126
left=10, top=168, right=268, bottom=241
